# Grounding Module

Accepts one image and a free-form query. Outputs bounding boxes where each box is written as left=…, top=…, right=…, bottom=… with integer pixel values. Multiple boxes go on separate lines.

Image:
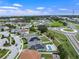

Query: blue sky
left=0, top=0, right=79, bottom=16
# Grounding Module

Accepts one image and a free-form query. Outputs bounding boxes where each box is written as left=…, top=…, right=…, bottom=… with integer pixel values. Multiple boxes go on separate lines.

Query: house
left=0, top=26, right=9, bottom=31
left=0, top=31, right=9, bottom=37
left=19, top=49, right=41, bottom=59
left=18, top=28, right=29, bottom=37
left=28, top=36, right=45, bottom=51
left=0, top=38, right=9, bottom=47
left=33, top=20, right=50, bottom=26
left=28, top=37, right=41, bottom=47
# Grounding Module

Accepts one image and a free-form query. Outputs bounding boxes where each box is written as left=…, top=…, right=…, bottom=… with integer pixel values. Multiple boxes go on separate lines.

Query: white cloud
left=0, top=8, right=51, bottom=16
left=13, top=3, right=22, bottom=7
left=59, top=8, right=68, bottom=11
left=0, top=8, right=79, bottom=16
left=0, top=6, right=19, bottom=9
left=0, top=9, right=6, bottom=12
left=36, top=7, right=45, bottom=10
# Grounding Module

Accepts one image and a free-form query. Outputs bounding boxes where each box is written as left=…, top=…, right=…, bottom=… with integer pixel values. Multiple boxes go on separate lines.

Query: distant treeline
left=0, top=15, right=79, bottom=22
left=0, top=15, right=79, bottom=19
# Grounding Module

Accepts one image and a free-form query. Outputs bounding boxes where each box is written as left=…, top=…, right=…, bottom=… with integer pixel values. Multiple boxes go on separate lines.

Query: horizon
left=0, top=0, right=79, bottom=16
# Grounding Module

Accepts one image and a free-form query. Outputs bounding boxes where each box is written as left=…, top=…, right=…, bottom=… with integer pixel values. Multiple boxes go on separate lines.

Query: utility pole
left=73, top=9, right=75, bottom=15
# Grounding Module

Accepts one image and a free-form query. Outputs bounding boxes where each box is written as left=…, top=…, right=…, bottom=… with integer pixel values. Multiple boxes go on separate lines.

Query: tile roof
left=19, top=49, right=41, bottom=59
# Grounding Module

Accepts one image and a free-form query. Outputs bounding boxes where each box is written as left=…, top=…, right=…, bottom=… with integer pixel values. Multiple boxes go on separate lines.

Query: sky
left=0, top=0, right=79, bottom=16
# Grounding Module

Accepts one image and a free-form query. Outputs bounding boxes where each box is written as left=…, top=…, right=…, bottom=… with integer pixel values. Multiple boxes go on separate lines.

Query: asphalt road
left=65, top=33, right=79, bottom=55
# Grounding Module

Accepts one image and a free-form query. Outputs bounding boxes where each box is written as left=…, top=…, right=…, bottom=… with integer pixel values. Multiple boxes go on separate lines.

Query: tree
left=1, top=35, right=5, bottom=39
left=30, top=25, right=36, bottom=32
left=58, top=44, right=68, bottom=59
left=47, top=31, right=55, bottom=40
left=11, top=39, right=15, bottom=45
left=1, top=28, right=4, bottom=31
left=38, top=25, right=48, bottom=33
left=63, top=22, right=67, bottom=26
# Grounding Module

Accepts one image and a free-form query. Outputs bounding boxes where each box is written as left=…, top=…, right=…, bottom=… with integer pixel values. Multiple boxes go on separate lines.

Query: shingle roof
left=29, top=37, right=40, bottom=42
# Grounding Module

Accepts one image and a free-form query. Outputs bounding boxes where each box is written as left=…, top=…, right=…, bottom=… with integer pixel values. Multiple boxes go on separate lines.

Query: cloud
left=0, top=6, right=19, bottom=9
left=0, top=9, right=6, bottom=12
left=13, top=3, right=23, bottom=7
left=36, top=7, right=45, bottom=10
left=59, top=8, right=68, bottom=11
left=0, top=8, right=52, bottom=16
left=0, top=3, right=22, bottom=10
left=0, top=8, right=78, bottom=16
left=22, top=9, right=50, bottom=15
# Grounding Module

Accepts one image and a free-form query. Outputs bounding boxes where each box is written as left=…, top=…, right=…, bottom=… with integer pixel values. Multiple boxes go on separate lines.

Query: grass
left=0, top=49, right=9, bottom=58
left=22, top=38, right=28, bottom=49
left=47, top=30, right=79, bottom=59
left=44, top=42, right=53, bottom=44
left=0, top=34, right=2, bottom=38
left=49, top=21, right=63, bottom=27
left=76, top=33, right=79, bottom=41
left=40, top=36, right=49, bottom=42
left=4, top=51, right=11, bottom=59
left=41, top=54, right=52, bottom=59
left=14, top=53, right=19, bottom=59
left=40, top=35, right=54, bottom=45
left=22, top=42, right=28, bottom=49
left=4, top=37, right=15, bottom=46
left=75, top=25, right=79, bottom=29
left=63, top=28, right=74, bottom=32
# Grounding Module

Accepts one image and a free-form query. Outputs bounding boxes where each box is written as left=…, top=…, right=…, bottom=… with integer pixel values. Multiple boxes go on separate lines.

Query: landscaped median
left=61, top=28, right=77, bottom=33
left=63, top=28, right=74, bottom=32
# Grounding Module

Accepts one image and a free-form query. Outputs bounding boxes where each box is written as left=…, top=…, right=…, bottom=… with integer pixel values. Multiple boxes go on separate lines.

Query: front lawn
left=0, top=49, right=9, bottom=58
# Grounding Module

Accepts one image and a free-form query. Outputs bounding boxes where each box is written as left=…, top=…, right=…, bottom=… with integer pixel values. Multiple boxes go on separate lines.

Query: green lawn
left=0, top=34, right=2, bottom=38
left=14, top=53, right=19, bottom=59
left=4, top=37, right=15, bottom=46
left=22, top=43, right=28, bottom=49
left=47, top=30, right=79, bottom=59
left=75, top=25, right=79, bottom=29
left=41, top=54, right=52, bottom=59
left=49, top=21, right=63, bottom=27
left=76, top=33, right=79, bottom=41
left=0, top=49, right=9, bottom=58
left=63, top=28, right=74, bottom=32
left=22, top=38, right=28, bottom=49
left=40, top=36, right=49, bottom=42
left=44, top=42, right=53, bottom=44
